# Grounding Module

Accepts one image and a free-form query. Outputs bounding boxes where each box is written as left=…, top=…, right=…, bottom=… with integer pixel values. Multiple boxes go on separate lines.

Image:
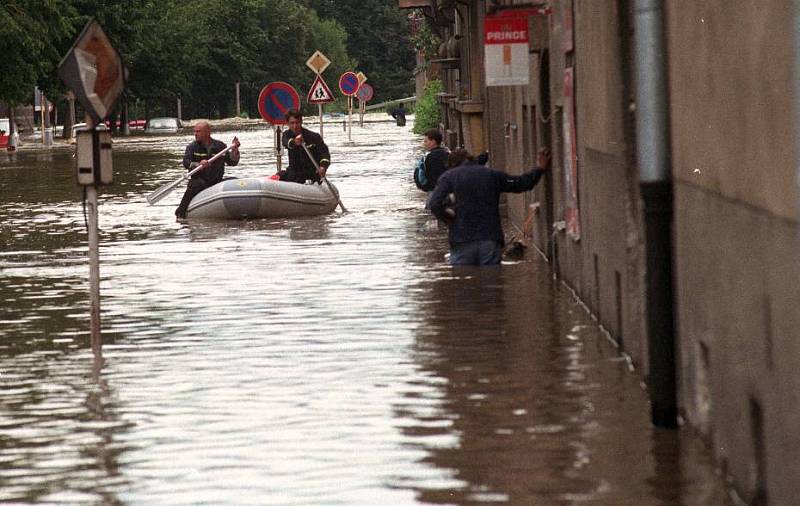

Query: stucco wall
left=667, top=1, right=797, bottom=221
left=674, top=186, right=800, bottom=503
left=557, top=0, right=647, bottom=366
left=667, top=0, right=800, bottom=501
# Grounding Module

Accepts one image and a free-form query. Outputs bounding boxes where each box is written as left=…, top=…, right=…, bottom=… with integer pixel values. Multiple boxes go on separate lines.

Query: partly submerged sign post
left=57, top=19, right=125, bottom=355
left=356, top=82, right=373, bottom=127
left=305, top=50, right=334, bottom=138
left=338, top=71, right=359, bottom=142
left=258, top=81, right=300, bottom=172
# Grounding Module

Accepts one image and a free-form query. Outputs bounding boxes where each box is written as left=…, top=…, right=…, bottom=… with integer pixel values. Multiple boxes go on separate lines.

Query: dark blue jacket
left=281, top=127, right=330, bottom=183
left=182, top=138, right=238, bottom=184
left=429, top=162, right=544, bottom=245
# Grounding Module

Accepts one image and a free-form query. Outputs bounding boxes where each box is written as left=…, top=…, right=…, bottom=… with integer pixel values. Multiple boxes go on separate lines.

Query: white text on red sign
left=484, top=17, right=529, bottom=45
left=486, top=31, right=528, bottom=43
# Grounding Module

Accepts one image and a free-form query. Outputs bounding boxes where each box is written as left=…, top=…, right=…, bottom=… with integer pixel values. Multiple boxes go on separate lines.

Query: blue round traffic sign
left=258, top=82, right=300, bottom=124
left=338, top=72, right=359, bottom=96
left=356, top=83, right=374, bottom=102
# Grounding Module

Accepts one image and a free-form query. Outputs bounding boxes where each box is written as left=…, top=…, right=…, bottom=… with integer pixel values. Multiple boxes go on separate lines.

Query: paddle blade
left=146, top=176, right=186, bottom=205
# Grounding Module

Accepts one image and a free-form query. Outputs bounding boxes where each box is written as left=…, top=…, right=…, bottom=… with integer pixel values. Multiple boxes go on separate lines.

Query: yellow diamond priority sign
left=306, top=50, right=331, bottom=75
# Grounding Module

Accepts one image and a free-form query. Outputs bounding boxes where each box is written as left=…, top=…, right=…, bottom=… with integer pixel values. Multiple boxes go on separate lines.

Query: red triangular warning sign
left=307, top=75, right=335, bottom=104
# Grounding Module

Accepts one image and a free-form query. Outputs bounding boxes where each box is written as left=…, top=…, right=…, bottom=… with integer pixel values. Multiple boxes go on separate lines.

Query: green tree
left=296, top=0, right=415, bottom=102
left=0, top=0, right=358, bottom=122
left=0, top=1, right=76, bottom=105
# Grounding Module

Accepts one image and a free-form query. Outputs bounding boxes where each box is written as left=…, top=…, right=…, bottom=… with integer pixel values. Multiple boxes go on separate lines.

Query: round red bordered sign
left=338, top=72, right=359, bottom=96
left=258, top=82, right=300, bottom=124
left=356, top=83, right=374, bottom=102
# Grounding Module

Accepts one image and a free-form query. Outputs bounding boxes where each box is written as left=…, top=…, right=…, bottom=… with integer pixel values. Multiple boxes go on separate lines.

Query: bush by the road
left=413, top=80, right=442, bottom=135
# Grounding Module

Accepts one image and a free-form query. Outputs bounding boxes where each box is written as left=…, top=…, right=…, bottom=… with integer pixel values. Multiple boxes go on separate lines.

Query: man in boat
left=428, top=147, right=550, bottom=266
left=175, top=121, right=240, bottom=219
left=280, top=109, right=330, bottom=184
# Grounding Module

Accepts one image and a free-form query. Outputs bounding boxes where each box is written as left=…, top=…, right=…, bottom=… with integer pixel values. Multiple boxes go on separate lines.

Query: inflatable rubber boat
left=186, top=176, right=339, bottom=219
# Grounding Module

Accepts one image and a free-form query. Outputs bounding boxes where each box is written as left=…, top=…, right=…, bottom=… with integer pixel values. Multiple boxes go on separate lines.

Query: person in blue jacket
left=428, top=147, right=550, bottom=266
left=175, top=121, right=240, bottom=219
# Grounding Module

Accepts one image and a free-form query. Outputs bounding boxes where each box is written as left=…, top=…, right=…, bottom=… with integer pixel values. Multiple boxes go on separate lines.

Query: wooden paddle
left=301, top=142, right=347, bottom=213
left=146, top=145, right=234, bottom=205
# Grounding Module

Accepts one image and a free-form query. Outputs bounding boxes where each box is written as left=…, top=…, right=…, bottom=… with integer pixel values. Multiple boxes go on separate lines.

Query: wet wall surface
left=0, top=117, right=734, bottom=504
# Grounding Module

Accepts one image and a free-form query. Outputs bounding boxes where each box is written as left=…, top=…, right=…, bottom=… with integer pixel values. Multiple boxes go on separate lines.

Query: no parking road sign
left=338, top=72, right=359, bottom=96
left=356, top=83, right=374, bottom=102
left=258, top=82, right=300, bottom=125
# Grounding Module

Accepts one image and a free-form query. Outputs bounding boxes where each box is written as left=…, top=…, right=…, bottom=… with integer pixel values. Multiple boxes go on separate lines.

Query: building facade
left=400, top=0, right=800, bottom=503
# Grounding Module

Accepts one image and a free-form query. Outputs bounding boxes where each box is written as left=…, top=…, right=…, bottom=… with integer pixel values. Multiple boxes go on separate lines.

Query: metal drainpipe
left=794, top=2, right=800, bottom=222
left=634, top=0, right=677, bottom=428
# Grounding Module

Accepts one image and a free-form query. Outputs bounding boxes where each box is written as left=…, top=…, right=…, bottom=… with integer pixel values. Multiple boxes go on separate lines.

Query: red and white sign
left=484, top=15, right=529, bottom=86
left=356, top=83, right=374, bottom=102
left=307, top=74, right=334, bottom=104
left=338, top=71, right=359, bottom=96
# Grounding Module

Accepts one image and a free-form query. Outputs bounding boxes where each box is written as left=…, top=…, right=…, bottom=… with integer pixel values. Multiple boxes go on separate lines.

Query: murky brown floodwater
left=0, top=115, right=734, bottom=504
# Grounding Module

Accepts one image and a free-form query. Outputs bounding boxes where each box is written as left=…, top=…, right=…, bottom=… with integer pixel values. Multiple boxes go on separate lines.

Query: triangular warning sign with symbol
left=307, top=75, right=335, bottom=104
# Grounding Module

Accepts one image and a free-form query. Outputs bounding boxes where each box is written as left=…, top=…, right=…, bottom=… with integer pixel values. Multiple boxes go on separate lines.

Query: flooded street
left=0, top=117, right=733, bottom=504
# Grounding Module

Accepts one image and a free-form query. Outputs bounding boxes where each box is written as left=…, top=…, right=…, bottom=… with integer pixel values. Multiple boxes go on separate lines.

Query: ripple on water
left=0, top=117, right=732, bottom=504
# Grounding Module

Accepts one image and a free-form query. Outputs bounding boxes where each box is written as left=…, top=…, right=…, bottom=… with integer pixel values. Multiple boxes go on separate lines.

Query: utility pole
left=235, top=82, right=241, bottom=117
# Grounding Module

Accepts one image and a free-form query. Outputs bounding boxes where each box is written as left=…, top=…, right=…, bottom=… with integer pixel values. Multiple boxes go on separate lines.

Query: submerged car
left=145, top=117, right=182, bottom=134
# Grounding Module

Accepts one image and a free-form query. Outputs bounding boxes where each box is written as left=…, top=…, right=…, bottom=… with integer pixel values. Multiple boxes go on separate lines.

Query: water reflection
left=0, top=117, right=732, bottom=504
left=399, top=258, right=733, bottom=504
left=0, top=352, right=129, bottom=503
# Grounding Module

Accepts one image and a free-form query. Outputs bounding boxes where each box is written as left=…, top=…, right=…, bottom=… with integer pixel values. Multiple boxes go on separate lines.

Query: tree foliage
left=0, top=0, right=76, bottom=104
left=297, top=0, right=416, bottom=103
left=0, top=0, right=412, bottom=120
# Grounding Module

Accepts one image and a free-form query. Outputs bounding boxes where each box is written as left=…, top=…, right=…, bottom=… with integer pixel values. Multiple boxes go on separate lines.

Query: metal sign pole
left=57, top=19, right=126, bottom=358
left=318, top=103, right=324, bottom=139
left=347, top=96, right=353, bottom=142
left=87, top=184, right=102, bottom=353
left=275, top=124, right=282, bottom=171
left=87, top=118, right=102, bottom=354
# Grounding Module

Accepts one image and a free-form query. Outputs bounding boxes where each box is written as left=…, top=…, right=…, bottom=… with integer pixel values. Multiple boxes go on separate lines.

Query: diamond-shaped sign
left=307, top=75, right=335, bottom=104
left=58, top=20, right=126, bottom=124
left=306, top=50, right=331, bottom=75
left=356, top=72, right=368, bottom=86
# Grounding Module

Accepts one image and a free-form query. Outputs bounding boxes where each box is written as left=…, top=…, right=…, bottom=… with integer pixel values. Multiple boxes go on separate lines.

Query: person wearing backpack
left=413, top=128, right=449, bottom=192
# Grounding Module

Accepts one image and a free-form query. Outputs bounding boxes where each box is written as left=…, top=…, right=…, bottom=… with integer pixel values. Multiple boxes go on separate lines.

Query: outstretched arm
left=498, top=148, right=550, bottom=193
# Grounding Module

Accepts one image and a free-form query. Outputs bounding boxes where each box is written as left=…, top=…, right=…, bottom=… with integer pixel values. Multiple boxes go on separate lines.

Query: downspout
left=633, top=0, right=677, bottom=428
left=794, top=2, right=800, bottom=226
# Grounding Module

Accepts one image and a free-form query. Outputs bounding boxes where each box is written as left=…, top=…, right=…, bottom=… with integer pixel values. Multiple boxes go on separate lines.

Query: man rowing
left=280, top=109, right=330, bottom=184
left=175, top=121, right=240, bottom=220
